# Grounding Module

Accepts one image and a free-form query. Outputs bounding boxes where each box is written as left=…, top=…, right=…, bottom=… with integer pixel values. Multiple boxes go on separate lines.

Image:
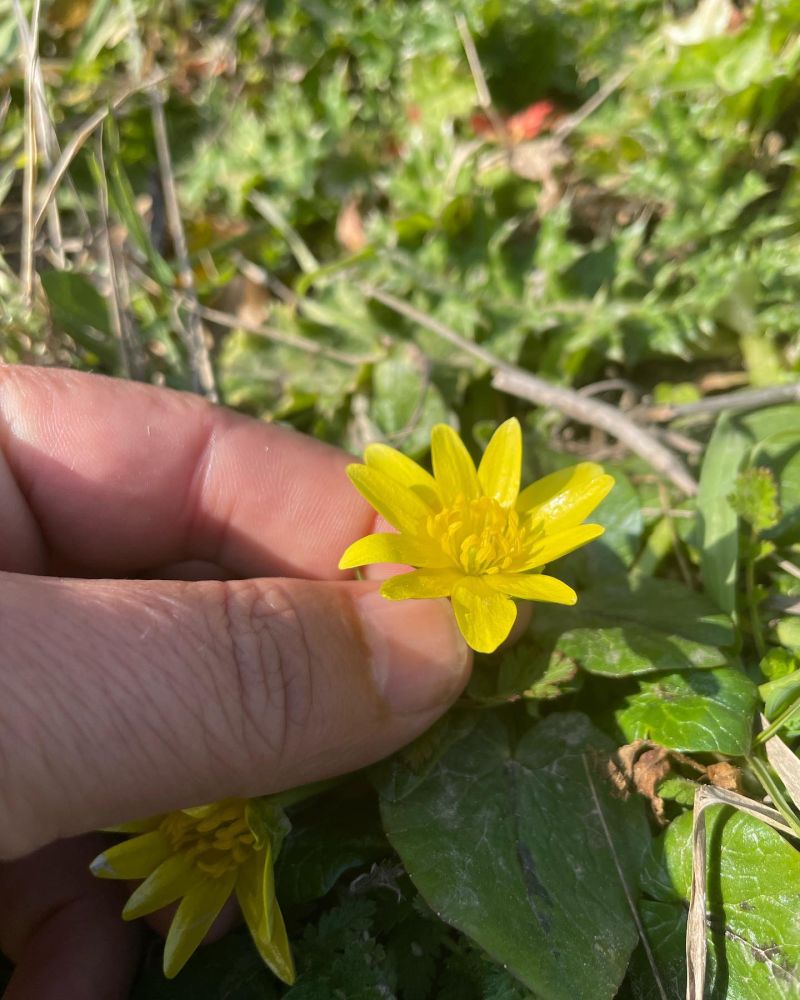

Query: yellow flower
left=339, top=418, right=613, bottom=653
left=90, top=798, right=295, bottom=983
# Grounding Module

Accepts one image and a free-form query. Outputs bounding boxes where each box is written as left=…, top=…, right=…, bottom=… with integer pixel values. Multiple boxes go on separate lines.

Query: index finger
left=0, top=366, right=373, bottom=578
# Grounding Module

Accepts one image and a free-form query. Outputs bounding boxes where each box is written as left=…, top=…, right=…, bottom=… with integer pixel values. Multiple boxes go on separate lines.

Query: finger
left=0, top=573, right=470, bottom=859
left=0, top=835, right=142, bottom=1000
left=0, top=366, right=373, bottom=578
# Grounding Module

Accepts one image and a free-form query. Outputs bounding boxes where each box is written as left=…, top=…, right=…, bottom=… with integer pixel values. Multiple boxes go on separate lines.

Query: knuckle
left=215, top=580, right=314, bottom=765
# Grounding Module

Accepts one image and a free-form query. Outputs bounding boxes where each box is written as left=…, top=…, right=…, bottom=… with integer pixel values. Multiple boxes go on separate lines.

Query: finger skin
left=0, top=573, right=469, bottom=859
left=0, top=835, right=142, bottom=1000
left=0, top=366, right=372, bottom=578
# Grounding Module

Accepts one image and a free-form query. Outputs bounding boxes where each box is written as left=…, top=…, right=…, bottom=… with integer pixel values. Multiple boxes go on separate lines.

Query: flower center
left=426, top=495, right=540, bottom=575
left=159, top=799, right=255, bottom=878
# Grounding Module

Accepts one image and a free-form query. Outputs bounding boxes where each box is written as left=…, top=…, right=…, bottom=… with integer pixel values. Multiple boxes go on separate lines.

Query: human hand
left=0, top=366, right=471, bottom=997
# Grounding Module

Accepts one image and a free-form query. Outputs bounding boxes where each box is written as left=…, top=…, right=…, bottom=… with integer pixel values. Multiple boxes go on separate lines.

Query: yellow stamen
left=427, top=495, right=543, bottom=575
left=159, top=799, right=255, bottom=879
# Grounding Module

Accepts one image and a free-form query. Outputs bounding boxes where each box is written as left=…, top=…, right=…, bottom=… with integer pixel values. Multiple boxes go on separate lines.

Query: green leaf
left=380, top=713, right=650, bottom=1000
left=581, top=466, right=643, bottom=571
left=728, top=466, right=781, bottom=533
left=547, top=577, right=734, bottom=677
left=695, top=412, right=752, bottom=615
left=105, top=138, right=175, bottom=288
left=370, top=347, right=449, bottom=457
left=40, top=270, right=116, bottom=363
left=276, top=798, right=388, bottom=906
left=615, top=668, right=758, bottom=754
left=760, top=670, right=800, bottom=725
left=637, top=806, right=800, bottom=999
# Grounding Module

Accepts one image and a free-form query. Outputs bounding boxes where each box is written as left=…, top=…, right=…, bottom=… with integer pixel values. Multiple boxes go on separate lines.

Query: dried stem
left=455, top=14, right=507, bottom=142
left=14, top=0, right=40, bottom=302
left=362, top=285, right=698, bottom=495
left=150, top=87, right=217, bottom=401
left=191, top=303, right=380, bottom=366
left=644, top=382, right=800, bottom=422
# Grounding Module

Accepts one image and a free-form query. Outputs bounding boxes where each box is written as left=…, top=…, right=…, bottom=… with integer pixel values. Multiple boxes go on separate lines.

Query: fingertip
left=355, top=588, right=471, bottom=717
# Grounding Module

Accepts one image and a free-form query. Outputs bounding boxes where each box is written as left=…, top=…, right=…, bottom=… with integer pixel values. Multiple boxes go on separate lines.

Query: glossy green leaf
left=276, top=797, right=388, bottom=906
left=635, top=806, right=800, bottom=999
left=380, top=713, right=650, bottom=1000
left=544, top=577, right=734, bottom=677
left=615, top=668, right=758, bottom=754
left=695, top=412, right=751, bottom=616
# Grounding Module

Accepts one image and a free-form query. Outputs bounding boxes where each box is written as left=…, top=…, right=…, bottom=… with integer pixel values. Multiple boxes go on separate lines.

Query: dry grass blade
left=14, top=0, right=66, bottom=268
left=14, top=0, right=40, bottom=302
left=150, top=88, right=217, bottom=401
left=686, top=788, right=710, bottom=1000
left=362, top=285, right=698, bottom=495
left=455, top=13, right=507, bottom=142
left=582, top=755, right=668, bottom=1000
left=761, top=715, right=800, bottom=812
left=34, top=74, right=166, bottom=236
left=250, top=192, right=319, bottom=275
left=686, top=783, right=796, bottom=1000
left=553, top=68, right=630, bottom=141
left=192, top=303, right=378, bottom=366
left=94, top=132, right=145, bottom=379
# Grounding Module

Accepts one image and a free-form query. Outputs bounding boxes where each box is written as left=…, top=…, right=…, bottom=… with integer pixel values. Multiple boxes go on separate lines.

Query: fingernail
left=356, top=589, right=471, bottom=715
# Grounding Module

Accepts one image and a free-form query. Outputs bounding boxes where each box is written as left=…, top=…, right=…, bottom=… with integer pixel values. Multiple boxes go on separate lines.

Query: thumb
left=0, top=573, right=470, bottom=859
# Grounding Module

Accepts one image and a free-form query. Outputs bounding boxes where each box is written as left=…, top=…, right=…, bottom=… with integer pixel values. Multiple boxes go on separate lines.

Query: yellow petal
left=346, top=464, right=433, bottom=534
left=477, top=418, right=521, bottom=507
left=431, top=424, right=480, bottom=503
left=90, top=830, right=171, bottom=880
left=122, top=853, right=197, bottom=920
left=451, top=576, right=517, bottom=653
left=364, top=443, right=441, bottom=509
left=236, top=845, right=274, bottom=946
left=163, top=870, right=237, bottom=978
left=236, top=850, right=295, bottom=985
left=485, top=573, right=577, bottom=604
left=254, top=902, right=296, bottom=985
left=339, top=532, right=448, bottom=570
left=380, top=568, right=463, bottom=600
left=522, top=523, right=604, bottom=570
left=101, top=817, right=163, bottom=835
left=517, top=464, right=614, bottom=529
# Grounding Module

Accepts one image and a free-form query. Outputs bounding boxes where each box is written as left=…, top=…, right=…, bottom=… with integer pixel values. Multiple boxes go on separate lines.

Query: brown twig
left=644, top=382, right=800, bottom=422
left=361, top=285, right=698, bottom=495
left=149, top=86, right=217, bottom=401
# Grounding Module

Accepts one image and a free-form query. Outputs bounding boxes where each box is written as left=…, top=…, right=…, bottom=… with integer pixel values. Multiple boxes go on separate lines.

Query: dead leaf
left=705, top=761, right=743, bottom=792
left=336, top=198, right=366, bottom=253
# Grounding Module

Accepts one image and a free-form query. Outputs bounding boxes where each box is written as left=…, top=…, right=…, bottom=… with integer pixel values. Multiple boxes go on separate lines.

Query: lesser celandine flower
left=340, top=418, right=613, bottom=653
left=91, top=798, right=294, bottom=982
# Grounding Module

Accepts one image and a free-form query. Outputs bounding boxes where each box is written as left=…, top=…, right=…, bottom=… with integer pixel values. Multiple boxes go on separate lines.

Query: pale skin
left=0, top=366, right=475, bottom=999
